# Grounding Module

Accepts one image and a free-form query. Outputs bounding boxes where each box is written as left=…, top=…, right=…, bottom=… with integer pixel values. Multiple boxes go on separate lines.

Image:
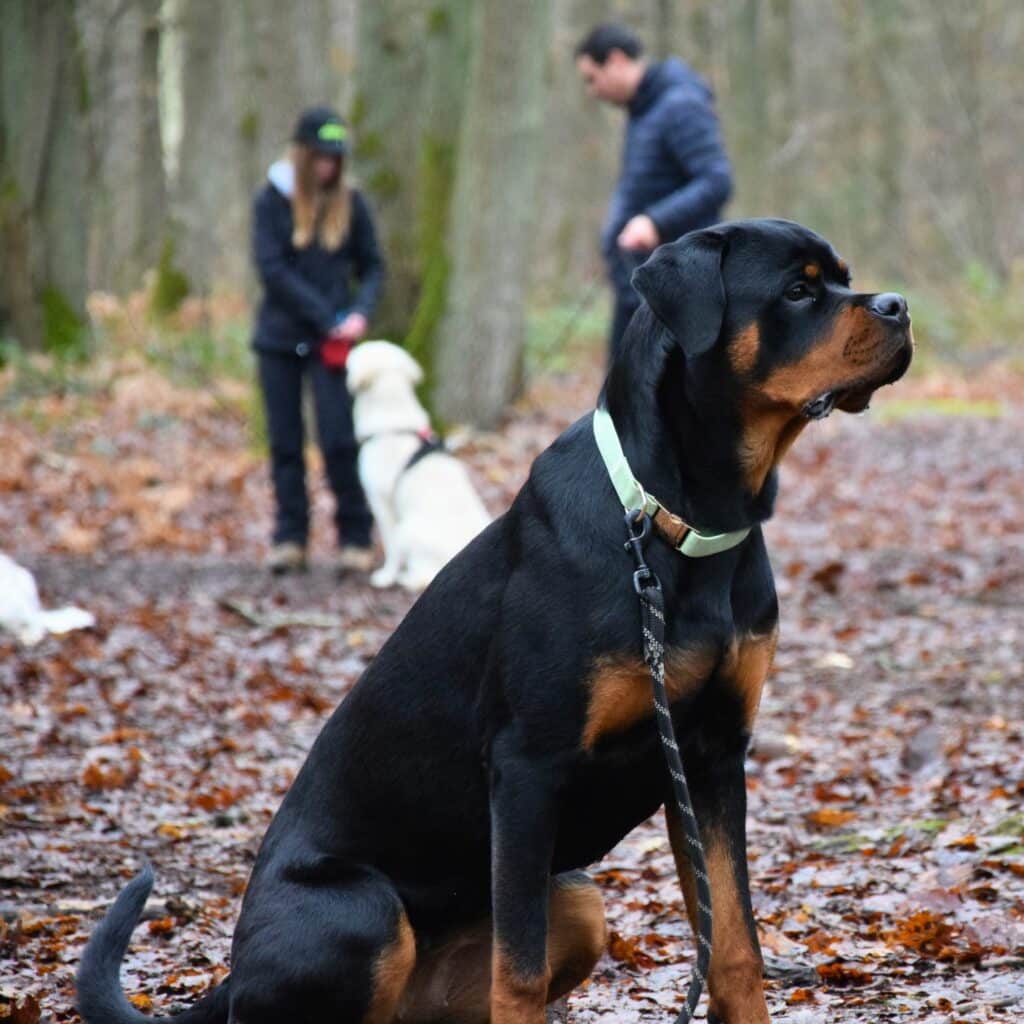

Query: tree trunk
left=170, top=0, right=343, bottom=299
left=350, top=1, right=473, bottom=370
left=687, top=0, right=715, bottom=69
left=352, top=1, right=432, bottom=337
left=403, top=0, right=472, bottom=390
left=529, top=0, right=618, bottom=304
left=726, top=0, right=767, bottom=217
left=765, top=0, right=797, bottom=218
left=0, top=0, right=89, bottom=353
left=651, top=0, right=679, bottom=60
left=169, top=0, right=231, bottom=296
left=78, top=0, right=166, bottom=293
left=435, top=0, right=552, bottom=427
left=864, top=0, right=905, bottom=279
left=934, top=6, right=1005, bottom=279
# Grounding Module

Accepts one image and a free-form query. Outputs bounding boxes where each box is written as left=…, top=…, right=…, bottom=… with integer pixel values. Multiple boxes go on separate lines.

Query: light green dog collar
left=592, top=406, right=751, bottom=558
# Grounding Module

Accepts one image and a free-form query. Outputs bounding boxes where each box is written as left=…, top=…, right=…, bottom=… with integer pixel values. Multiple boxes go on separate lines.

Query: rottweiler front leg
left=666, top=746, right=769, bottom=1024
left=489, top=742, right=561, bottom=1024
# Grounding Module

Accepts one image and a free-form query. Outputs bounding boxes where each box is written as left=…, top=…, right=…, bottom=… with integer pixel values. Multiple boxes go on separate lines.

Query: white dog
left=0, top=553, right=95, bottom=645
left=346, top=341, right=491, bottom=591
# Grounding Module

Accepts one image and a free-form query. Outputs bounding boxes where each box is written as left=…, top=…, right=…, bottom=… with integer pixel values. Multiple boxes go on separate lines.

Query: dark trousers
left=258, top=351, right=373, bottom=548
left=606, top=247, right=644, bottom=364
left=609, top=290, right=641, bottom=365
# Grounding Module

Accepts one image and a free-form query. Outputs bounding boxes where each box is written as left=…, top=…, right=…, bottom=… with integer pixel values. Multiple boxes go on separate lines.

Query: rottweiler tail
left=76, top=865, right=230, bottom=1024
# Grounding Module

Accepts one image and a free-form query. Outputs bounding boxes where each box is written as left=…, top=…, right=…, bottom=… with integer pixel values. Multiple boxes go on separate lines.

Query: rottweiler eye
left=784, top=281, right=814, bottom=302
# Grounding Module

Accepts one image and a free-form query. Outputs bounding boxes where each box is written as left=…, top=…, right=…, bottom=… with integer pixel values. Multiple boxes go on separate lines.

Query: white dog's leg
left=397, top=567, right=436, bottom=592
left=396, top=542, right=444, bottom=593
left=371, top=564, right=400, bottom=588
left=367, top=496, right=402, bottom=588
left=357, top=448, right=403, bottom=590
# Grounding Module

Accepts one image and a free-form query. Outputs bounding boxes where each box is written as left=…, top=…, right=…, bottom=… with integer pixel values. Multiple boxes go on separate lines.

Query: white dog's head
left=346, top=341, right=430, bottom=442
left=346, top=341, right=423, bottom=395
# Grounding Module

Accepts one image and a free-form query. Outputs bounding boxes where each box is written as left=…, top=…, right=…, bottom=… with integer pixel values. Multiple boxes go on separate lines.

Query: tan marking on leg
left=728, top=323, right=761, bottom=376
left=491, top=946, right=550, bottom=1024
left=704, top=839, right=768, bottom=1023
left=397, top=919, right=491, bottom=1024
left=398, top=879, right=604, bottom=1024
left=547, top=878, right=607, bottom=1001
left=722, top=628, right=778, bottom=731
left=582, top=647, right=716, bottom=751
left=363, top=911, right=416, bottom=1024
left=665, top=802, right=700, bottom=936
left=665, top=810, right=768, bottom=1024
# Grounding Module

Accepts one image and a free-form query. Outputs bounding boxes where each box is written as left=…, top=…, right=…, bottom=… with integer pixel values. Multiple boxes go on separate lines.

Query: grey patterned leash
left=624, top=509, right=713, bottom=1023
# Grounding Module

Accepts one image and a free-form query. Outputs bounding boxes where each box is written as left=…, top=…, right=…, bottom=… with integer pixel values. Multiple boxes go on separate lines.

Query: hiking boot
left=267, top=541, right=307, bottom=575
left=336, top=545, right=376, bottom=575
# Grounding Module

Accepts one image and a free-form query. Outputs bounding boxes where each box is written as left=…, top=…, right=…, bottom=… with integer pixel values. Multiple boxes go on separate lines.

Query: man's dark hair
left=574, top=23, right=644, bottom=64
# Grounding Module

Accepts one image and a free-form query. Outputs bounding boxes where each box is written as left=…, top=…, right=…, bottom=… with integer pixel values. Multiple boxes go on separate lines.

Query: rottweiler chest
left=549, top=629, right=777, bottom=872
left=580, top=628, right=778, bottom=753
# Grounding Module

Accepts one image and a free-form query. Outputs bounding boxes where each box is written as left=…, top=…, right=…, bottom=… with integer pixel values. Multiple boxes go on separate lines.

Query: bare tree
left=78, top=0, right=166, bottom=293
left=933, top=5, right=1006, bottom=279
left=530, top=0, right=620, bottom=304
left=435, top=0, right=552, bottom=426
left=726, top=0, right=768, bottom=217
left=402, top=0, right=472, bottom=388
left=10, top=0, right=1021, bottom=365
left=352, top=1, right=433, bottom=336
left=0, top=0, right=89, bottom=352
left=351, top=0, right=471, bottom=359
left=169, top=0, right=345, bottom=298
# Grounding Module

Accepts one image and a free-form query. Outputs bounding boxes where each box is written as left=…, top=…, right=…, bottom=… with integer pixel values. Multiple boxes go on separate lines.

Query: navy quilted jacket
left=603, top=58, right=733, bottom=299
left=251, top=160, right=385, bottom=354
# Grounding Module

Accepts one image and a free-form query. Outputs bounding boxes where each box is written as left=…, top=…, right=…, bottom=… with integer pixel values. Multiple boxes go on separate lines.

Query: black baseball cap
left=292, top=106, right=349, bottom=156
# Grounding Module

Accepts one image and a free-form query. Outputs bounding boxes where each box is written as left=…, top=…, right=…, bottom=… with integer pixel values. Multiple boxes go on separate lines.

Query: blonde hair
left=289, top=143, right=351, bottom=251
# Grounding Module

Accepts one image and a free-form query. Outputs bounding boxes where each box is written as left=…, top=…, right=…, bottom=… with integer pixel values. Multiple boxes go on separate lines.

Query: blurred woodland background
left=1, top=0, right=1022, bottom=425
left=3, top=7, right=1024, bottom=1020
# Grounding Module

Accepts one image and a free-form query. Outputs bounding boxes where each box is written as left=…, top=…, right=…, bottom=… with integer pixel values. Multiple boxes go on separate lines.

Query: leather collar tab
left=591, top=406, right=751, bottom=558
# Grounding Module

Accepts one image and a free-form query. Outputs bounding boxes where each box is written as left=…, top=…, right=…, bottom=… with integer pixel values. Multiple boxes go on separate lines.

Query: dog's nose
left=868, top=292, right=909, bottom=322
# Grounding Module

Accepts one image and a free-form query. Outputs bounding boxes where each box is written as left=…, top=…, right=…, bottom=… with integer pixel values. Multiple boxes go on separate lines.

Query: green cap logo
left=318, top=122, right=347, bottom=143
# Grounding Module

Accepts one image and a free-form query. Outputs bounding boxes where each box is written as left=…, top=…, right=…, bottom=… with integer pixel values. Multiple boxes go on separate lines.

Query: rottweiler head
left=632, top=218, right=914, bottom=492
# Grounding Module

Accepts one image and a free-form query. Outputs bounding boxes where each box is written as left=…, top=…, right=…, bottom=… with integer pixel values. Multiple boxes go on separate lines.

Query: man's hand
left=330, top=312, right=368, bottom=343
left=617, top=214, right=659, bottom=252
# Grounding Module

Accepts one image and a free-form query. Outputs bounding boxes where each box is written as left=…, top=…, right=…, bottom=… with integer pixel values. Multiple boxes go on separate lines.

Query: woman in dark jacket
left=252, top=106, right=385, bottom=574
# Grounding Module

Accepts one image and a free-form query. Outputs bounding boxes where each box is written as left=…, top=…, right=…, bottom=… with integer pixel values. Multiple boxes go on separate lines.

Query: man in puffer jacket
left=575, top=23, right=733, bottom=359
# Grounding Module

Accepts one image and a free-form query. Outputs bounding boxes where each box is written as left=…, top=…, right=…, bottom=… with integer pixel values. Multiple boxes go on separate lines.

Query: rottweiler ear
left=631, top=231, right=726, bottom=356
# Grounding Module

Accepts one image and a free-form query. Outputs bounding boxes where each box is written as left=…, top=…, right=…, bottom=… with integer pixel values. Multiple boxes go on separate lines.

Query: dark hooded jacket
left=603, top=58, right=733, bottom=301
left=251, top=159, right=385, bottom=354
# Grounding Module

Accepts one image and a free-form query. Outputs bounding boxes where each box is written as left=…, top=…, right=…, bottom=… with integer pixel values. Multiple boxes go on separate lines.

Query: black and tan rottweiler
left=78, top=219, right=912, bottom=1024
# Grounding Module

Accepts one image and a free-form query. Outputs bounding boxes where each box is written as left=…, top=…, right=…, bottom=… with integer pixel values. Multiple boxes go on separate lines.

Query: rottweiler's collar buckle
left=593, top=407, right=752, bottom=559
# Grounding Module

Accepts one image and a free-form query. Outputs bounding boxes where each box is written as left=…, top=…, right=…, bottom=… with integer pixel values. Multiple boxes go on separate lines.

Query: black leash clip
left=624, top=509, right=661, bottom=595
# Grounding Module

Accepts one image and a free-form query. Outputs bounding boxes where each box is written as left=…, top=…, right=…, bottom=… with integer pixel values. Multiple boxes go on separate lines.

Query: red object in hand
left=321, top=335, right=353, bottom=369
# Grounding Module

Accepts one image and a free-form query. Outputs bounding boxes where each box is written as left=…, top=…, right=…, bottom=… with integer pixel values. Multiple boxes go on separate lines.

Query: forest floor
left=1, top=343, right=1023, bottom=1023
